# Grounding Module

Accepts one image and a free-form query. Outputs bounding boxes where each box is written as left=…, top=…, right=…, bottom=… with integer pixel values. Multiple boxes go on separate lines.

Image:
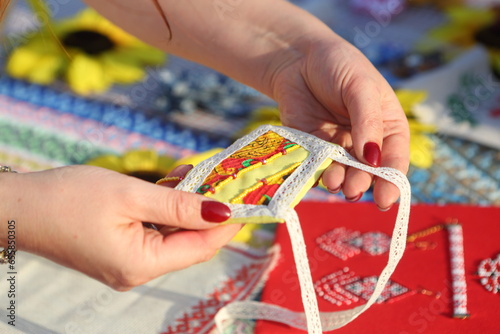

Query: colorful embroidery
left=231, top=162, right=300, bottom=205
left=196, top=131, right=298, bottom=196
left=477, top=254, right=500, bottom=294
left=446, top=224, right=470, bottom=318
left=314, top=268, right=412, bottom=307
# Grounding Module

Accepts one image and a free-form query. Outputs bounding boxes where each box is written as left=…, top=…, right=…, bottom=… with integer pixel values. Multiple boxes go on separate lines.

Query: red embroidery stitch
left=314, top=268, right=413, bottom=307
left=316, top=228, right=362, bottom=260
left=317, top=229, right=392, bottom=259
left=162, top=253, right=275, bottom=334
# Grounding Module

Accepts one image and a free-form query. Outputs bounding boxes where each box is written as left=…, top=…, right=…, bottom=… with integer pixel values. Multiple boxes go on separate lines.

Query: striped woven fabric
left=0, top=75, right=230, bottom=172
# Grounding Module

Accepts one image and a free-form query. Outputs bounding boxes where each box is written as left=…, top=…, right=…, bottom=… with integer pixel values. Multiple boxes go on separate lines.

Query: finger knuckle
left=110, top=266, right=146, bottom=291
left=164, top=191, right=198, bottom=225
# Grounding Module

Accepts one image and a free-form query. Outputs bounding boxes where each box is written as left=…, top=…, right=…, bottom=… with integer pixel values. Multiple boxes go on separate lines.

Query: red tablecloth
left=256, top=202, right=499, bottom=333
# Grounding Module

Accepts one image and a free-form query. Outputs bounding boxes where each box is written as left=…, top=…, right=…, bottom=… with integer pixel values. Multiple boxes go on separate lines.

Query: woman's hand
left=1, top=165, right=240, bottom=290
left=270, top=35, right=410, bottom=210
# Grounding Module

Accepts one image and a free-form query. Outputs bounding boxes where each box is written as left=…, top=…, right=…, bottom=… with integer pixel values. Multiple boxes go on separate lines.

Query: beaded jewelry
left=477, top=254, right=500, bottom=294
left=446, top=223, right=470, bottom=319
left=172, top=125, right=411, bottom=333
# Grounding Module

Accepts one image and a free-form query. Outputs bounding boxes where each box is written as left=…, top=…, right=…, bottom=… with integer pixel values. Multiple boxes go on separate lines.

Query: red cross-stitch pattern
left=162, top=254, right=274, bottom=334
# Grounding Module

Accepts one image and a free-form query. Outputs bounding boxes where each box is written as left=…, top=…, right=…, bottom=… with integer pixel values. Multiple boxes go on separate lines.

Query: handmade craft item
left=446, top=223, right=470, bottom=318
left=477, top=254, right=500, bottom=294
left=171, top=125, right=411, bottom=333
left=314, top=267, right=416, bottom=306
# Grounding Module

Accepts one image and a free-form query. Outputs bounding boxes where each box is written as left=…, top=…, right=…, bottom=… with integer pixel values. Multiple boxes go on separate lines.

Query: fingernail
left=363, top=142, right=381, bottom=167
left=378, top=204, right=393, bottom=212
left=327, top=185, right=342, bottom=194
left=201, top=201, right=231, bottom=223
left=345, top=193, right=362, bottom=202
left=170, top=164, right=194, bottom=175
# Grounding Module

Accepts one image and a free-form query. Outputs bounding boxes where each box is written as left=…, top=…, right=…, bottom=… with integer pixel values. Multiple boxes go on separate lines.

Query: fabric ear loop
left=215, top=146, right=411, bottom=333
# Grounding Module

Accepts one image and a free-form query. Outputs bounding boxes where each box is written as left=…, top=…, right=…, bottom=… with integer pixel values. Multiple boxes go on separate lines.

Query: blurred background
left=1, top=0, right=499, bottom=205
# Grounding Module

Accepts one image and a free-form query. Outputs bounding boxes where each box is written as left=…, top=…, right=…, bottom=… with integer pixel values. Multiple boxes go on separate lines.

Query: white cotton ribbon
left=176, top=125, right=411, bottom=333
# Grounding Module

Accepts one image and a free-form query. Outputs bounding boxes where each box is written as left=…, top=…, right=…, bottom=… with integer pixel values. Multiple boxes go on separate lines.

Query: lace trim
left=176, top=125, right=411, bottom=333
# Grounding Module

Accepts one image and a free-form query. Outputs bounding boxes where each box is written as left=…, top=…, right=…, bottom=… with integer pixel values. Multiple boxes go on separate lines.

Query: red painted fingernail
left=378, top=204, right=393, bottom=212
left=201, top=201, right=231, bottom=223
left=171, top=164, right=194, bottom=175
left=327, top=185, right=342, bottom=194
left=345, top=193, right=362, bottom=202
left=363, top=142, right=381, bottom=167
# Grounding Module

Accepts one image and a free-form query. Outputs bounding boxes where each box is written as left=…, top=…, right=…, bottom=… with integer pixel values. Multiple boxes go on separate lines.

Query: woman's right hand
left=0, top=165, right=241, bottom=290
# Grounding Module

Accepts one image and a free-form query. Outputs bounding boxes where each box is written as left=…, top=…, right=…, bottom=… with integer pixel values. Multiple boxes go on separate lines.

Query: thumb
left=131, top=181, right=231, bottom=229
left=345, top=79, right=383, bottom=167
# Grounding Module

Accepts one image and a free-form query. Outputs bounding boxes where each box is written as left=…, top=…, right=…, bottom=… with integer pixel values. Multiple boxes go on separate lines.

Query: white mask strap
left=215, top=145, right=411, bottom=333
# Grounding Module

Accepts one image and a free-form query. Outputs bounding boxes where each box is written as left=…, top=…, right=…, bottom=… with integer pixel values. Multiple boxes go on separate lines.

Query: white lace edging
left=175, top=125, right=411, bottom=333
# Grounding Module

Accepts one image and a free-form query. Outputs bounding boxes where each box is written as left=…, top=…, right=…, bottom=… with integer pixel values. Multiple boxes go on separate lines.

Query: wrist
left=0, top=170, right=19, bottom=248
left=251, top=9, right=346, bottom=99
left=0, top=171, right=31, bottom=251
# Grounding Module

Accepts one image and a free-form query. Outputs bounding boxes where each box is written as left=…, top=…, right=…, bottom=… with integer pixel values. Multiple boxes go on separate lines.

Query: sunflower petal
left=66, top=54, right=111, bottom=95
left=28, top=54, right=65, bottom=84
left=86, top=155, right=125, bottom=173
left=251, top=106, right=281, bottom=122
left=409, top=134, right=435, bottom=169
left=157, top=155, right=177, bottom=173
left=447, top=7, right=495, bottom=28
left=6, top=47, right=40, bottom=79
left=395, top=90, right=427, bottom=115
left=428, top=24, right=476, bottom=47
left=101, top=53, right=145, bottom=84
left=114, top=47, right=167, bottom=65
left=173, top=148, right=224, bottom=168
left=122, top=150, right=159, bottom=172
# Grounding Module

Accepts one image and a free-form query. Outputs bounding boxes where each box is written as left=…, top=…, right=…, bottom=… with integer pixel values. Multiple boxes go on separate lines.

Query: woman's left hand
left=269, top=34, right=410, bottom=210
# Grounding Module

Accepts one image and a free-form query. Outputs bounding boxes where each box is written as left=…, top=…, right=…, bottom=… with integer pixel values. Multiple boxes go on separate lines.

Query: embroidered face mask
left=174, top=125, right=411, bottom=333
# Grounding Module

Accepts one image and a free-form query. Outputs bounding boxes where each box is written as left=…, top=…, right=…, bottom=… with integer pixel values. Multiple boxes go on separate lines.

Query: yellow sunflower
left=426, top=6, right=495, bottom=48
left=396, top=90, right=436, bottom=169
left=86, top=150, right=176, bottom=183
left=6, top=8, right=166, bottom=95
